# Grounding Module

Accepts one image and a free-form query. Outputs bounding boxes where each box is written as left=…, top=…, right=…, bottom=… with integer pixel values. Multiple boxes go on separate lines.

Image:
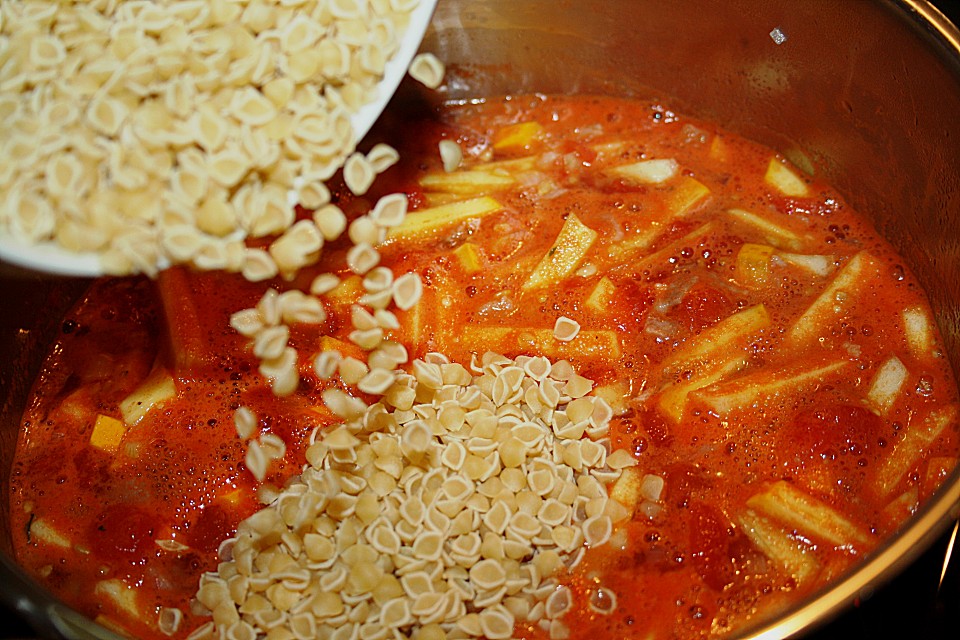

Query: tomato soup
left=9, top=95, right=959, bottom=640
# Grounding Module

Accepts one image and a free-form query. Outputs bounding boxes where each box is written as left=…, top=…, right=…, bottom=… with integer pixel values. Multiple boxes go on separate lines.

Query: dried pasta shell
left=408, top=52, right=445, bottom=89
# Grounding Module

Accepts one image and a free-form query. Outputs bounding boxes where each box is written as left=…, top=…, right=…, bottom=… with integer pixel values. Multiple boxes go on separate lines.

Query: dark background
left=3, top=0, right=960, bottom=638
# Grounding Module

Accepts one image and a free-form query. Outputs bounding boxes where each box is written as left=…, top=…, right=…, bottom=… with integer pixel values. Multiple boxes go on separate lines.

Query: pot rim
left=739, top=478, right=960, bottom=639
left=2, top=2, right=960, bottom=639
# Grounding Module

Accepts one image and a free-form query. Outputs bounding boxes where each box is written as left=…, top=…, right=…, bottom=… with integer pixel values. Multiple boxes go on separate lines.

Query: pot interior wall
left=0, top=269, right=88, bottom=549
left=1, top=0, right=959, bottom=638
left=0, top=264, right=90, bottom=637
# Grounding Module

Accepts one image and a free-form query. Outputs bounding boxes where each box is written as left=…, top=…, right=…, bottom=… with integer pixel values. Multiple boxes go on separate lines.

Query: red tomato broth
left=9, top=94, right=960, bottom=639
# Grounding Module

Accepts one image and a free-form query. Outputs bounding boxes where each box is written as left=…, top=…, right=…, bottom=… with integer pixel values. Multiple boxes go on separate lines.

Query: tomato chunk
left=189, top=504, right=238, bottom=554
left=88, top=505, right=156, bottom=561
left=689, top=502, right=738, bottom=591
left=672, top=285, right=734, bottom=333
left=791, top=403, right=884, bottom=461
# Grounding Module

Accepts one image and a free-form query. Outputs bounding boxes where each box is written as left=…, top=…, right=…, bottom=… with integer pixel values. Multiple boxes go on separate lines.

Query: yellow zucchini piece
left=660, top=304, right=770, bottom=373
left=30, top=518, right=71, bottom=548
left=317, top=335, right=365, bottom=361
left=591, top=141, right=627, bottom=159
left=50, top=388, right=92, bottom=425
left=663, top=176, right=711, bottom=216
left=397, top=297, right=427, bottom=349
left=455, top=327, right=621, bottom=360
left=602, top=226, right=661, bottom=266
left=492, top=121, right=544, bottom=152
left=609, top=158, right=679, bottom=184
left=764, top=157, right=810, bottom=197
left=119, top=367, right=175, bottom=426
left=95, top=579, right=140, bottom=618
left=708, top=136, right=728, bottom=161
left=423, top=191, right=467, bottom=207
left=453, top=242, right=483, bottom=273
left=778, top=252, right=834, bottom=277
left=473, top=156, right=538, bottom=173
left=747, top=481, right=871, bottom=548
left=419, top=170, right=515, bottom=195
left=536, top=178, right=561, bottom=197
left=865, top=355, right=908, bottom=415
left=325, top=275, right=363, bottom=305
left=902, top=305, right=936, bottom=358
left=657, top=355, right=747, bottom=423
left=585, top=276, right=616, bottom=312
left=592, top=380, right=631, bottom=416
left=726, top=208, right=807, bottom=251
left=785, top=251, right=879, bottom=349
left=387, top=196, right=503, bottom=241
left=923, top=456, right=957, bottom=495
left=873, top=405, right=958, bottom=498
left=880, top=486, right=919, bottom=527
left=610, top=222, right=716, bottom=276
left=735, top=243, right=775, bottom=287
left=609, top=466, right=642, bottom=513
left=522, top=213, right=598, bottom=290
left=397, top=269, right=452, bottom=350
left=737, top=510, right=820, bottom=585
left=694, top=359, right=849, bottom=416
left=90, top=414, right=128, bottom=454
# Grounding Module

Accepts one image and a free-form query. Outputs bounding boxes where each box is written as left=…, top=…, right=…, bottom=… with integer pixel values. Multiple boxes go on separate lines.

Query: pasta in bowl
left=3, top=1, right=960, bottom=639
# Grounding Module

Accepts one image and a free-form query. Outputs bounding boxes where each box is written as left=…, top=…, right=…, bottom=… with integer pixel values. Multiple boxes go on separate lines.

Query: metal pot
left=2, top=1, right=959, bottom=638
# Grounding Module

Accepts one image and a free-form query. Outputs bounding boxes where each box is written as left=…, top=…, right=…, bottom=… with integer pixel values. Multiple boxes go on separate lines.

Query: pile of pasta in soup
left=9, top=94, right=960, bottom=640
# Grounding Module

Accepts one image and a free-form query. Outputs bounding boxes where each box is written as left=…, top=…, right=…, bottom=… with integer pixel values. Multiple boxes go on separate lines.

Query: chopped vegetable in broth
left=9, top=95, right=959, bottom=640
